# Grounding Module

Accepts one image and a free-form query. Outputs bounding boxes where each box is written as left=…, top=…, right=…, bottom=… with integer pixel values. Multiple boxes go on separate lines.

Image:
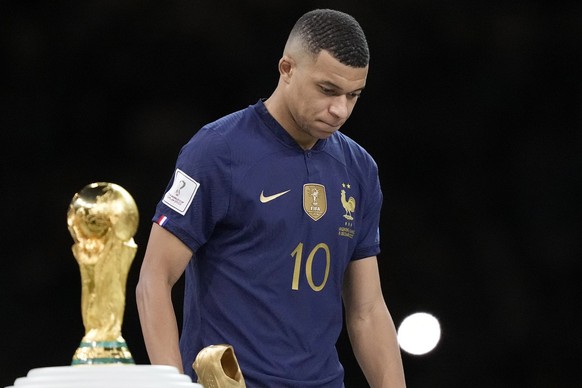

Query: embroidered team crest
left=340, top=183, right=356, bottom=220
left=303, top=184, right=327, bottom=221
left=338, top=183, right=356, bottom=239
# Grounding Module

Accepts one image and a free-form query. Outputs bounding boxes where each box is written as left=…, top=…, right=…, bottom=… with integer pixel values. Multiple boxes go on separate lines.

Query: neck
left=264, top=92, right=316, bottom=150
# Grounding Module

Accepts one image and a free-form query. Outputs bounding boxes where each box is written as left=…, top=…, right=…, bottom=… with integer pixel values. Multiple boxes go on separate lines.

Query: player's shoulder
left=182, top=104, right=255, bottom=149
left=204, top=103, right=258, bottom=135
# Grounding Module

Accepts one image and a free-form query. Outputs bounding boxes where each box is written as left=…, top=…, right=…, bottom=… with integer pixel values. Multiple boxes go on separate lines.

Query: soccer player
left=136, top=8, right=406, bottom=387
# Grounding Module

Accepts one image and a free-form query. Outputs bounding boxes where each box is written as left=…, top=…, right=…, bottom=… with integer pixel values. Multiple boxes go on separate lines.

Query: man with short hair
left=136, top=8, right=406, bottom=387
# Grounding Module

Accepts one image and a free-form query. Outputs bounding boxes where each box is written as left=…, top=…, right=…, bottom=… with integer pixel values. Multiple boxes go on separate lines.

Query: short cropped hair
left=289, top=9, right=369, bottom=68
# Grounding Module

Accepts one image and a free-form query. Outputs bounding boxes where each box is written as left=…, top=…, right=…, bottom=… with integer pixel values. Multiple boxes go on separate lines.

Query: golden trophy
left=67, top=182, right=139, bottom=365
left=4, top=182, right=204, bottom=387
left=193, top=344, right=246, bottom=387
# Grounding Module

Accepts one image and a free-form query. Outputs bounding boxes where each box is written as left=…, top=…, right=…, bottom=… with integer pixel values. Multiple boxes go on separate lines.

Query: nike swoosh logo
left=260, top=189, right=291, bottom=203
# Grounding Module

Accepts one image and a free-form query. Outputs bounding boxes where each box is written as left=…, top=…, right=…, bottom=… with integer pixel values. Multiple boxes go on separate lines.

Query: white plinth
left=5, top=365, right=203, bottom=388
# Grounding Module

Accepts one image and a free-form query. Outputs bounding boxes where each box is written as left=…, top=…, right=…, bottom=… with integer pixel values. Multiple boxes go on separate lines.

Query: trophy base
left=5, top=364, right=203, bottom=387
left=72, top=339, right=134, bottom=365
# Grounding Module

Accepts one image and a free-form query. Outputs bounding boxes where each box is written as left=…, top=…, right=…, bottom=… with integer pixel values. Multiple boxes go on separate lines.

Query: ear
left=279, top=55, right=294, bottom=83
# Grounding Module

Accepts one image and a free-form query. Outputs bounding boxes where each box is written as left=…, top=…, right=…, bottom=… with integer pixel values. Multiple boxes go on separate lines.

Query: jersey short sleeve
left=352, top=157, right=383, bottom=260
left=153, top=125, right=232, bottom=252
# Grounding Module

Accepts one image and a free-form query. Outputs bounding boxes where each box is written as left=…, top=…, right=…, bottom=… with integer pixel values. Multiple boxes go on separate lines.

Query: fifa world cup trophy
left=67, top=182, right=139, bottom=365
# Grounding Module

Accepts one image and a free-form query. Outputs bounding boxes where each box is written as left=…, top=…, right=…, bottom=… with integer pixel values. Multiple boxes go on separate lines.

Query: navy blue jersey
left=153, top=100, right=383, bottom=387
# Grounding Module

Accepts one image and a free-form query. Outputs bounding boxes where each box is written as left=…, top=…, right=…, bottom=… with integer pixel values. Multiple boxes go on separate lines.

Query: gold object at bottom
left=193, top=344, right=246, bottom=388
left=67, top=182, right=139, bottom=365
left=71, top=337, right=134, bottom=365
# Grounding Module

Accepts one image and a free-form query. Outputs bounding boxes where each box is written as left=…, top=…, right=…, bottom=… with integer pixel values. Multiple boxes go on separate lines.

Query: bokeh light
left=397, top=312, right=441, bottom=355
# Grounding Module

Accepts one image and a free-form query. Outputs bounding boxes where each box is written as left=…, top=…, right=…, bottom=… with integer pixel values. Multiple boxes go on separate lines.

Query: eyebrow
left=319, top=80, right=366, bottom=94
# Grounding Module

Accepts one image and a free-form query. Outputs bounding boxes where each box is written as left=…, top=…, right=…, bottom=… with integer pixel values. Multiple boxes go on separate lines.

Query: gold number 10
left=291, top=242, right=331, bottom=291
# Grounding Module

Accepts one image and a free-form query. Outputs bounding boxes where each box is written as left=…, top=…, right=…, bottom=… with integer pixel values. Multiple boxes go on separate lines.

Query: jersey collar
left=254, top=99, right=327, bottom=152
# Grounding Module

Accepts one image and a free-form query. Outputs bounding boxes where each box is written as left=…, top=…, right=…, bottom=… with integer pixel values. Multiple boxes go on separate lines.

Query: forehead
left=305, top=50, right=368, bottom=91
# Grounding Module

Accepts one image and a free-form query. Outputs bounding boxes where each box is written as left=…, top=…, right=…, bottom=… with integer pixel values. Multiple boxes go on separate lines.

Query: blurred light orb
left=397, top=312, right=441, bottom=355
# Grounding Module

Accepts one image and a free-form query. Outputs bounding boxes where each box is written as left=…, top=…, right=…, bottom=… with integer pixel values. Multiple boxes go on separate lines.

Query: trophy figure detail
left=67, top=182, right=139, bottom=365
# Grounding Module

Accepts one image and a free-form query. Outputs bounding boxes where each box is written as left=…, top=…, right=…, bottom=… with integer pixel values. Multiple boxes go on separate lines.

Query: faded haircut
left=288, top=9, right=369, bottom=68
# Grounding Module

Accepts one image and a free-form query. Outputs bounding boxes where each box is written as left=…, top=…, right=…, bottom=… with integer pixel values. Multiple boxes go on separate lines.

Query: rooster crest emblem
left=340, top=183, right=356, bottom=220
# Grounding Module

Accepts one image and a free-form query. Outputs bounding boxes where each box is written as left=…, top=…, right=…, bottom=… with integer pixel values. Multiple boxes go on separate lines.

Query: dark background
left=1, top=1, right=581, bottom=387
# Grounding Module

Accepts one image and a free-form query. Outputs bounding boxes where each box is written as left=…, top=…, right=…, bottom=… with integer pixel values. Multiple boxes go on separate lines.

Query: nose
left=328, top=95, right=349, bottom=120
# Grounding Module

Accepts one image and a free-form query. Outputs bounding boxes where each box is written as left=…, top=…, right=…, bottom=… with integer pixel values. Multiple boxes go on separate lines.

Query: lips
left=320, top=120, right=343, bottom=129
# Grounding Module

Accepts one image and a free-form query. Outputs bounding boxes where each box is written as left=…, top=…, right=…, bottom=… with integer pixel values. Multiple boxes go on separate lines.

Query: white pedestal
left=5, top=364, right=203, bottom=388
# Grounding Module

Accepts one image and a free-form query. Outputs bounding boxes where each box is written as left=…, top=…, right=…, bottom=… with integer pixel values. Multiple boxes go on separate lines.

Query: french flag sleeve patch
left=157, top=215, right=168, bottom=226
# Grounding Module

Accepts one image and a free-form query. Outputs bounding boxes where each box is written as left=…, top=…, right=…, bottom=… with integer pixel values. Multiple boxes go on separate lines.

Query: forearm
left=346, top=302, right=406, bottom=388
left=136, top=279, right=183, bottom=372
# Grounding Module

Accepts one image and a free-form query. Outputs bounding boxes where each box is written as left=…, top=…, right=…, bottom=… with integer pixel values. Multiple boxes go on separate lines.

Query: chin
left=316, top=130, right=335, bottom=139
